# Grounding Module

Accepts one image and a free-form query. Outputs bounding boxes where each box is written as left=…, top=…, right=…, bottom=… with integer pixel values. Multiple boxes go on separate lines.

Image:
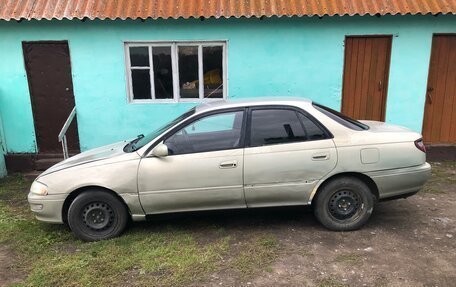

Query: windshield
left=313, top=103, right=369, bottom=131
left=124, top=108, right=196, bottom=153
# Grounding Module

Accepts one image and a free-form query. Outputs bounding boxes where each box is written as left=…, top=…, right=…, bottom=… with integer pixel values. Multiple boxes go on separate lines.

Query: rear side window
left=249, top=109, right=307, bottom=147
left=297, top=113, right=328, bottom=140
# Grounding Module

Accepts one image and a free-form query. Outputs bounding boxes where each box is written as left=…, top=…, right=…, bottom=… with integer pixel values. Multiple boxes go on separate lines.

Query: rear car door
left=244, top=106, right=337, bottom=207
left=138, top=109, right=246, bottom=214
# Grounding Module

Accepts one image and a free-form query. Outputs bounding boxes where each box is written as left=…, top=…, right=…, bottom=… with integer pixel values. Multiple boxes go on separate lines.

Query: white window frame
left=124, top=41, right=227, bottom=103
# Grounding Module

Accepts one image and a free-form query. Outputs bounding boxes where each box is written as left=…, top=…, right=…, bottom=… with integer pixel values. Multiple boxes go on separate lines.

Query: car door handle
left=219, top=160, right=238, bottom=169
left=312, top=153, right=329, bottom=161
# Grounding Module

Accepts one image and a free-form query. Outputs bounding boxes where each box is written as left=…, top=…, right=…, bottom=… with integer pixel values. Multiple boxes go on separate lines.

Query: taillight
left=414, top=138, right=426, bottom=153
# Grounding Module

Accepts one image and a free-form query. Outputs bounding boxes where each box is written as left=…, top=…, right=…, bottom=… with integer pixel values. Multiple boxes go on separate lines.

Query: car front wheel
left=67, top=190, right=128, bottom=241
left=313, top=177, right=374, bottom=231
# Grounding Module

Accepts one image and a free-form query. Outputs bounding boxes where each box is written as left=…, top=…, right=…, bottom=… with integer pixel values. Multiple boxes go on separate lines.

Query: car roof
left=194, top=97, right=313, bottom=113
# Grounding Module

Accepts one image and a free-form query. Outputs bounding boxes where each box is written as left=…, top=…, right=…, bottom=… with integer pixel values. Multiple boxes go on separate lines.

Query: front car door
left=138, top=109, right=246, bottom=214
left=244, top=106, right=337, bottom=207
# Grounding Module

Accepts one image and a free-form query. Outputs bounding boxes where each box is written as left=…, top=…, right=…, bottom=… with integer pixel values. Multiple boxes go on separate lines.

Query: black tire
left=313, top=177, right=374, bottom=231
left=67, top=190, right=129, bottom=241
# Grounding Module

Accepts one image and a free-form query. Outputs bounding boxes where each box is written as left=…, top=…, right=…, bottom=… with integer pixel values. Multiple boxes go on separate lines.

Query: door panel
left=244, top=140, right=337, bottom=207
left=342, top=36, right=392, bottom=121
left=138, top=149, right=245, bottom=214
left=23, top=41, right=80, bottom=153
left=422, top=35, right=456, bottom=144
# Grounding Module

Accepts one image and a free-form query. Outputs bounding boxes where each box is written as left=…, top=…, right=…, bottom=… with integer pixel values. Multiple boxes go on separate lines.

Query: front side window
left=249, top=108, right=328, bottom=147
left=164, top=110, right=244, bottom=155
left=126, top=42, right=226, bottom=102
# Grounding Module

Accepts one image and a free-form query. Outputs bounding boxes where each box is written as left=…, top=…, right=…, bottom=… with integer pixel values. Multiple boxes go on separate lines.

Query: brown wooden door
left=23, top=41, right=80, bottom=153
left=341, top=36, right=392, bottom=121
left=422, top=35, right=456, bottom=145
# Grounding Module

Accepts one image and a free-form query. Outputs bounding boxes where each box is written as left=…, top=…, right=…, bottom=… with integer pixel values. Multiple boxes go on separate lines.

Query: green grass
left=334, top=253, right=363, bottom=264
left=231, top=234, right=279, bottom=277
left=317, top=278, right=348, bottom=287
left=20, top=232, right=231, bottom=287
left=422, top=186, right=447, bottom=194
left=0, top=175, right=281, bottom=287
left=423, top=161, right=456, bottom=194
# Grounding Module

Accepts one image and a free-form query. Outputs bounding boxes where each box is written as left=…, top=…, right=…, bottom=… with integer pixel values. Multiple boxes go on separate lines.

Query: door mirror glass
left=151, top=143, right=169, bottom=157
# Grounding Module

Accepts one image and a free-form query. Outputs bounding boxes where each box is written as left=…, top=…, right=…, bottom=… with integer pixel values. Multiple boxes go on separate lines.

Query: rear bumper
left=27, top=193, right=66, bottom=224
left=365, top=162, right=431, bottom=200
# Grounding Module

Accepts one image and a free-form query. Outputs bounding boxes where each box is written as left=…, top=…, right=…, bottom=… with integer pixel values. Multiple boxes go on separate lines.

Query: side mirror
left=151, top=143, right=168, bottom=158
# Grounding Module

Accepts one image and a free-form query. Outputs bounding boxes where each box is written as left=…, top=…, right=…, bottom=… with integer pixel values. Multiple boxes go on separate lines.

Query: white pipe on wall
left=0, top=113, right=7, bottom=178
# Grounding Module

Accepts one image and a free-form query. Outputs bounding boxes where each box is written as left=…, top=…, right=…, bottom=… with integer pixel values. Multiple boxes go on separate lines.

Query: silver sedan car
left=28, top=99, right=431, bottom=241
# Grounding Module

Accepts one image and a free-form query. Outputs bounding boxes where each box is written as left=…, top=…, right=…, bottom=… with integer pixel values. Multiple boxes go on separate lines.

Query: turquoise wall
left=0, top=15, right=455, bottom=153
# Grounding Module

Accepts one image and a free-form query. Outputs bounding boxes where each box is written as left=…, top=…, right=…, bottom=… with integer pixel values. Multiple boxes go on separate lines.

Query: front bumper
left=366, top=162, right=432, bottom=200
left=27, top=193, right=66, bottom=224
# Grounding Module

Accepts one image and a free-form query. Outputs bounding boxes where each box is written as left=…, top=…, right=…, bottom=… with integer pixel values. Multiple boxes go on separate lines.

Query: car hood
left=40, top=140, right=129, bottom=176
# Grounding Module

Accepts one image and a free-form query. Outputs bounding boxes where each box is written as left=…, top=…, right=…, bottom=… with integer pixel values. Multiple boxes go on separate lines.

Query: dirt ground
left=201, top=161, right=456, bottom=287
left=202, top=192, right=456, bottom=287
left=0, top=246, right=24, bottom=286
left=0, top=160, right=455, bottom=287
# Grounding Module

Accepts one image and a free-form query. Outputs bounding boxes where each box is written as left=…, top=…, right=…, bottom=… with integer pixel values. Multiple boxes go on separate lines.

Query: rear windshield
left=313, top=103, right=369, bottom=131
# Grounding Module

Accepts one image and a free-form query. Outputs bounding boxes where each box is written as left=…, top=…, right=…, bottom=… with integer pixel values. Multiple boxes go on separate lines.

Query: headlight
left=30, top=181, right=48, bottom=196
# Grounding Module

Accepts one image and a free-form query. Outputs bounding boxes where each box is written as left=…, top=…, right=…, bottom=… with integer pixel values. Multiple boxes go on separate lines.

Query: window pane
left=250, top=109, right=306, bottom=147
left=153, top=46, right=173, bottom=99
left=203, top=46, right=223, bottom=98
left=130, top=46, right=149, bottom=67
left=298, top=113, right=327, bottom=140
left=131, top=69, right=151, bottom=99
left=178, top=46, right=199, bottom=99
left=184, top=113, right=238, bottom=134
left=165, top=111, right=244, bottom=155
left=313, top=103, right=368, bottom=130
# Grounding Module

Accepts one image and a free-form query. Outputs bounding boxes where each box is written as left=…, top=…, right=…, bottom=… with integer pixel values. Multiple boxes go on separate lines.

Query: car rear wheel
left=313, top=177, right=374, bottom=231
left=67, top=190, right=128, bottom=241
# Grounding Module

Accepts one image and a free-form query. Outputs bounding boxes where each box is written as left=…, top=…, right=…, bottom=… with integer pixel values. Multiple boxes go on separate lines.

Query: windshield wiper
left=134, top=134, right=144, bottom=142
